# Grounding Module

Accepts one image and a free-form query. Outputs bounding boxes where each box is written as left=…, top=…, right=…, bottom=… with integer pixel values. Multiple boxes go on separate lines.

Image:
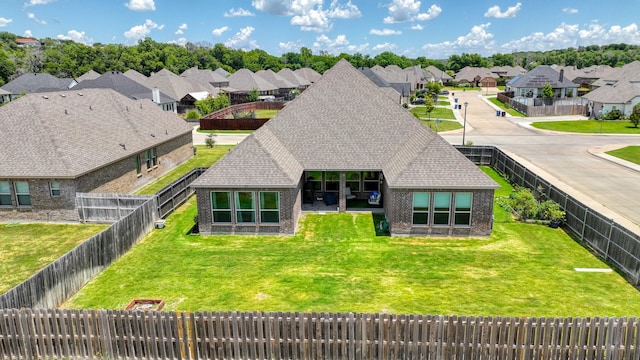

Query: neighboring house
left=404, top=65, right=429, bottom=90
left=359, top=67, right=408, bottom=105
left=0, top=88, right=194, bottom=222
left=1, top=73, right=76, bottom=96
left=123, top=69, right=150, bottom=86
left=256, top=69, right=297, bottom=100
left=214, top=67, right=230, bottom=78
left=180, top=66, right=230, bottom=89
left=277, top=68, right=311, bottom=92
left=490, top=66, right=526, bottom=82
left=294, top=67, right=322, bottom=84
left=0, top=88, right=13, bottom=104
left=370, top=65, right=413, bottom=93
left=180, top=91, right=210, bottom=114
left=147, top=69, right=217, bottom=113
left=506, top=65, right=579, bottom=98
left=76, top=70, right=101, bottom=83
left=582, top=81, right=640, bottom=118
left=191, top=60, right=498, bottom=237
left=75, top=71, right=178, bottom=112
left=16, top=38, right=41, bottom=47
left=454, top=67, right=498, bottom=87
left=424, top=65, right=453, bottom=85
left=227, top=69, right=278, bottom=104
left=591, top=61, right=640, bottom=89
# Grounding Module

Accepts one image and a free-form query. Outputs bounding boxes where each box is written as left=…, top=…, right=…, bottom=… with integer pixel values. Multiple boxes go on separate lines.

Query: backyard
left=62, top=168, right=640, bottom=316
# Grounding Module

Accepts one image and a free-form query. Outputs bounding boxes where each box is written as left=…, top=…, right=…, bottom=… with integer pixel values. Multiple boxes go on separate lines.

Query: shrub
left=603, top=109, right=623, bottom=120
left=185, top=110, right=200, bottom=120
left=499, top=187, right=565, bottom=222
left=205, top=134, right=216, bottom=148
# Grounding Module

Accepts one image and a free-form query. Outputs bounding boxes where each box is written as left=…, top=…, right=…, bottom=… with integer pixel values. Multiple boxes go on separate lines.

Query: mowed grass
left=420, top=119, right=462, bottom=132
left=63, top=168, right=640, bottom=316
left=531, top=120, right=640, bottom=134
left=410, top=106, right=456, bottom=120
left=0, top=223, right=107, bottom=293
left=487, top=97, right=525, bottom=117
left=606, top=146, right=640, bottom=166
left=134, top=145, right=235, bottom=195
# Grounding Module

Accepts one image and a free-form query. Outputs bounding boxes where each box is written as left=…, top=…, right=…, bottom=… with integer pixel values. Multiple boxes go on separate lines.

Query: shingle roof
left=122, top=69, right=150, bottom=86
left=192, top=60, right=496, bottom=190
left=76, top=70, right=101, bottom=82
left=591, top=61, right=640, bottom=87
left=255, top=70, right=296, bottom=90
left=583, top=81, right=640, bottom=103
left=180, top=66, right=229, bottom=86
left=277, top=68, right=311, bottom=88
left=454, top=67, right=497, bottom=83
left=1, top=73, right=74, bottom=94
left=425, top=66, right=453, bottom=81
left=294, top=68, right=322, bottom=83
left=75, top=71, right=176, bottom=103
left=0, top=88, right=193, bottom=178
left=508, top=65, right=578, bottom=88
left=227, top=69, right=278, bottom=93
left=147, top=68, right=214, bottom=100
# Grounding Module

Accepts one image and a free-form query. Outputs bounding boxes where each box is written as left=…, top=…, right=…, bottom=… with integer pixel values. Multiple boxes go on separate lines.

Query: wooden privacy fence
left=77, top=193, right=153, bottom=223
left=457, top=145, right=640, bottom=286
left=1, top=309, right=638, bottom=360
left=156, top=167, right=207, bottom=219
left=0, top=198, right=157, bottom=309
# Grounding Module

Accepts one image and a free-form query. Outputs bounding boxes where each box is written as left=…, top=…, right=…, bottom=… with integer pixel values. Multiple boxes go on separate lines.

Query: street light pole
left=462, top=101, right=469, bottom=145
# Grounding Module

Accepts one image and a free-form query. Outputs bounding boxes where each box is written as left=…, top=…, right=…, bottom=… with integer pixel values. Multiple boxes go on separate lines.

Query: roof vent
left=89, top=105, right=92, bottom=110
left=150, top=133, right=155, bottom=137
left=119, top=143, right=126, bottom=150
left=77, top=93, right=83, bottom=96
left=42, top=95, right=48, bottom=99
left=60, top=94, right=66, bottom=98
left=64, top=109, right=68, bottom=115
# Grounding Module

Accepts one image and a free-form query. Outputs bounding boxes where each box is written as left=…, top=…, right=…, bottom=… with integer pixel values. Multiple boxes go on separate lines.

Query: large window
left=363, top=171, right=380, bottom=192
left=454, top=193, right=473, bottom=226
left=306, top=171, right=322, bottom=191
left=260, top=192, right=280, bottom=223
left=211, top=192, right=232, bottom=223
left=14, top=181, right=31, bottom=206
left=135, top=154, right=141, bottom=175
left=433, top=192, right=451, bottom=225
left=49, top=181, right=61, bottom=197
left=412, top=192, right=430, bottom=225
left=151, top=147, right=157, bottom=167
left=0, top=181, right=11, bottom=206
left=345, top=172, right=360, bottom=192
left=145, top=150, right=151, bottom=170
left=235, top=191, right=255, bottom=223
left=325, top=171, right=339, bottom=192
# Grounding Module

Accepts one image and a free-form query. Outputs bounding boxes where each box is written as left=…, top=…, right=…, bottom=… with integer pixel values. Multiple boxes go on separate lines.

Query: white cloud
left=422, top=23, right=495, bottom=57
left=57, top=30, right=93, bottom=45
left=27, top=13, right=46, bottom=25
left=577, top=22, right=640, bottom=46
left=0, top=18, right=13, bottom=27
left=124, top=0, right=155, bottom=12
left=278, top=40, right=305, bottom=52
left=312, top=33, right=368, bottom=54
left=372, top=42, right=397, bottom=51
left=24, top=0, right=56, bottom=7
left=253, top=0, right=360, bottom=32
left=124, top=19, right=162, bottom=41
left=484, top=2, right=522, bottom=19
left=212, top=26, right=229, bottom=37
left=175, top=23, right=187, bottom=35
left=168, top=38, right=188, bottom=46
left=23, top=30, right=33, bottom=37
left=224, top=26, right=259, bottom=50
left=384, top=0, right=441, bottom=24
left=500, top=23, right=580, bottom=52
left=563, top=8, right=578, bottom=15
left=411, top=24, right=423, bottom=30
left=370, top=28, right=402, bottom=36
left=224, top=8, right=255, bottom=17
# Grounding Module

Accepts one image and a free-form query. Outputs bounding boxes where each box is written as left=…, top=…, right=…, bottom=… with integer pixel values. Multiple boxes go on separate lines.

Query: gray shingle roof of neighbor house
left=123, top=69, right=150, bottom=86
left=227, top=69, right=279, bottom=93
left=425, top=66, right=453, bottom=81
left=180, top=66, right=229, bottom=85
left=582, top=81, right=640, bottom=103
left=75, top=71, right=177, bottom=103
left=277, top=68, right=311, bottom=88
left=294, top=67, right=322, bottom=83
left=214, top=68, right=230, bottom=78
left=147, top=68, right=215, bottom=101
left=1, top=73, right=75, bottom=94
left=508, top=65, right=578, bottom=88
left=0, top=88, right=193, bottom=179
left=255, top=69, right=297, bottom=90
left=591, top=61, right=640, bottom=87
left=454, top=67, right=497, bottom=82
left=192, top=59, right=497, bottom=190
left=76, top=70, right=101, bottom=83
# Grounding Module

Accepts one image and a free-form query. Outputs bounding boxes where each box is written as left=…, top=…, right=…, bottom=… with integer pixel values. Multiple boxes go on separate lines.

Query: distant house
left=191, top=60, right=498, bottom=237
left=454, top=67, right=498, bottom=88
left=76, top=70, right=101, bottom=83
left=75, top=71, right=178, bottom=112
left=255, top=69, right=297, bottom=100
left=359, top=67, right=408, bottom=105
left=1, top=73, right=76, bottom=97
left=16, top=38, right=41, bottom=47
left=277, top=68, right=311, bottom=92
left=294, top=67, right=322, bottom=84
left=506, top=65, right=579, bottom=99
left=227, top=69, right=278, bottom=104
left=180, top=66, right=230, bottom=89
left=147, top=69, right=219, bottom=113
left=0, top=88, right=12, bottom=104
left=0, top=89, right=193, bottom=222
left=424, top=65, right=453, bottom=85
left=582, top=81, right=640, bottom=118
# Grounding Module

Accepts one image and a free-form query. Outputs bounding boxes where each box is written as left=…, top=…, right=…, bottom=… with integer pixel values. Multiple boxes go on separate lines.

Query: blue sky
left=2, top=0, right=640, bottom=59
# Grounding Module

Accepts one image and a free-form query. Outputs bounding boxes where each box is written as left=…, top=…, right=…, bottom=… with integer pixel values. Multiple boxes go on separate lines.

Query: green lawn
left=0, top=223, right=107, bottom=293
left=134, top=145, right=235, bottom=195
left=410, top=106, right=456, bottom=120
left=606, top=146, right=640, bottom=165
left=63, top=168, right=640, bottom=316
left=487, top=97, right=525, bottom=117
left=531, top=120, right=640, bottom=134
left=420, top=119, right=462, bottom=132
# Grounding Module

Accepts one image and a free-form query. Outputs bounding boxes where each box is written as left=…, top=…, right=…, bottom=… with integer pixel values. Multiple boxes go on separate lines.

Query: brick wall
left=0, top=179, right=79, bottom=222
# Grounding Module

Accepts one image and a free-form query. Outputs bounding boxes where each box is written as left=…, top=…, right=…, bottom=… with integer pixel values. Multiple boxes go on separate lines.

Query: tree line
left=1, top=31, right=639, bottom=86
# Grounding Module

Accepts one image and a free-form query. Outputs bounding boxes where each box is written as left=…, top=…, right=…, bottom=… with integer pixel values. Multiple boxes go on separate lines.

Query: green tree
left=541, top=83, right=554, bottom=98
left=185, top=109, right=200, bottom=120
left=247, top=88, right=260, bottom=102
left=0, top=49, right=16, bottom=84
left=630, top=103, right=640, bottom=128
left=195, top=92, right=230, bottom=115
left=424, top=96, right=435, bottom=122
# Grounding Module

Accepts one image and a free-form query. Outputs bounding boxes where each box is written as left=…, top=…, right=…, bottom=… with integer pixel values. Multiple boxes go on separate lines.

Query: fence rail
left=457, top=145, right=640, bottom=286
left=1, top=309, right=638, bottom=360
left=156, top=167, right=207, bottom=219
left=76, top=193, right=153, bottom=223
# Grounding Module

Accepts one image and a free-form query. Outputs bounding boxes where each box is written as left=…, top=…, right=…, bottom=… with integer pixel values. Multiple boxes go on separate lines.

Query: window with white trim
left=145, top=150, right=151, bottom=170
left=259, top=192, right=279, bottom=223
left=433, top=192, right=451, bottom=225
left=454, top=193, right=473, bottom=226
left=235, top=191, right=255, bottom=223
left=412, top=192, right=430, bottom=225
left=14, top=181, right=31, bottom=206
left=151, top=147, right=157, bottom=167
left=49, top=181, right=61, bottom=197
left=211, top=192, right=232, bottom=223
left=0, top=181, right=11, bottom=206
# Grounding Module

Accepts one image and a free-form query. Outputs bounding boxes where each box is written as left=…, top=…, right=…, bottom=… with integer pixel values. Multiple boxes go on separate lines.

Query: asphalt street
left=192, top=91, right=640, bottom=233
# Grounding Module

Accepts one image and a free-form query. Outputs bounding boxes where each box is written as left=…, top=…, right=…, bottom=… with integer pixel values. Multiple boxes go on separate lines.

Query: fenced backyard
left=1, top=309, right=638, bottom=360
